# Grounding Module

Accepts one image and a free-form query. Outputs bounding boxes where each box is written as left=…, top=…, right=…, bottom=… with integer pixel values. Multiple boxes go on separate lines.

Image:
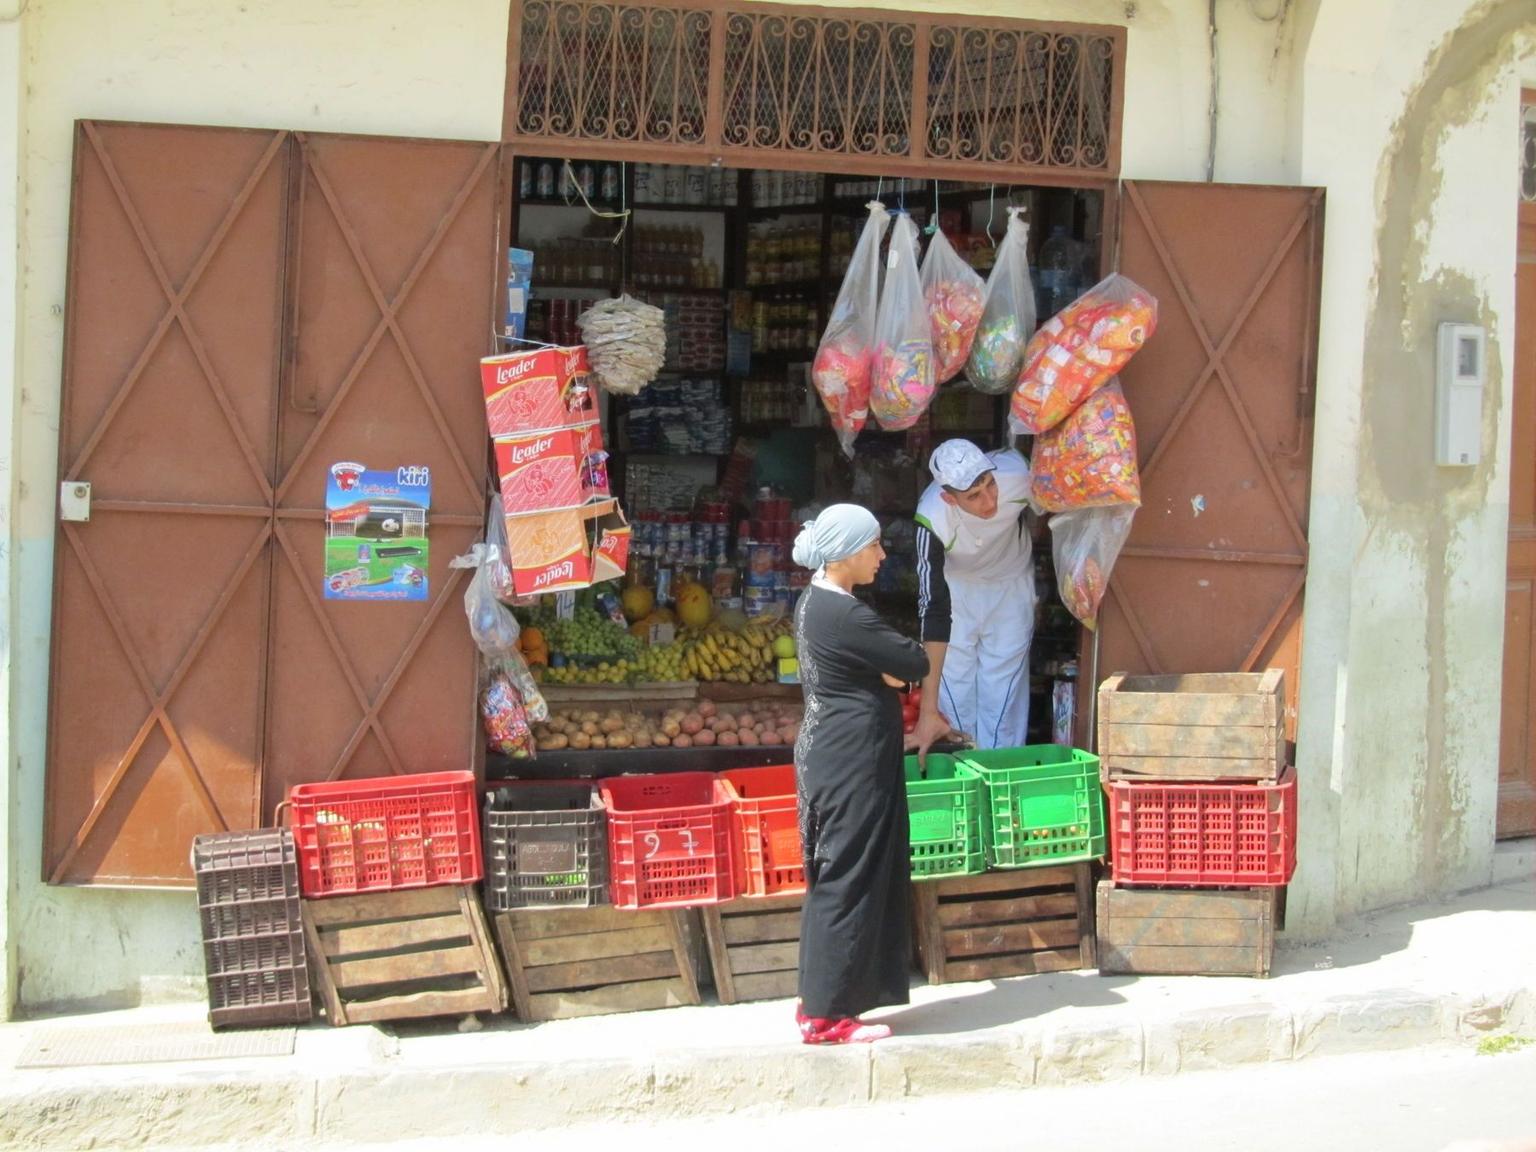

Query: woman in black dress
left=790, top=504, right=930, bottom=1044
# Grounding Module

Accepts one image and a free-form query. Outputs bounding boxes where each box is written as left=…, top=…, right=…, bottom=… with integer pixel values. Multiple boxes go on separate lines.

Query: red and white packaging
left=502, top=499, right=631, bottom=596
left=481, top=346, right=598, bottom=438
left=494, top=421, right=609, bottom=517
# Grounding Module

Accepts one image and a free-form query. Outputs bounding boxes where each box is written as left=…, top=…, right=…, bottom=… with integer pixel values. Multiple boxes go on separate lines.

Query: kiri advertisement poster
left=324, top=462, right=432, bottom=602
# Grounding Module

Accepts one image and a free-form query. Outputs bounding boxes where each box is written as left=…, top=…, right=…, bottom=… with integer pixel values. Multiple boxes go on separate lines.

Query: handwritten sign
left=641, top=827, right=703, bottom=861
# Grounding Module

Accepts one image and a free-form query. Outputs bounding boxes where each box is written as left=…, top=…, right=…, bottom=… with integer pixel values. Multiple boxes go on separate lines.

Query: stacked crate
left=1095, top=671, right=1295, bottom=978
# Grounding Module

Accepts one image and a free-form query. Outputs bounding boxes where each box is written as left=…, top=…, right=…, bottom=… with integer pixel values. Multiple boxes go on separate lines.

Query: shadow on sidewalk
left=876, top=971, right=1134, bottom=1037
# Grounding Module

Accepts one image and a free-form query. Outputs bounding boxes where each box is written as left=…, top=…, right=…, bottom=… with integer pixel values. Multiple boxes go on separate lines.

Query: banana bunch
left=679, top=629, right=773, bottom=684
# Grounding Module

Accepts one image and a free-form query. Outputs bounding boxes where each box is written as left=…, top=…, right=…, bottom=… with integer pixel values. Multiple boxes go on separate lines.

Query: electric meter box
left=1435, top=322, right=1485, bottom=467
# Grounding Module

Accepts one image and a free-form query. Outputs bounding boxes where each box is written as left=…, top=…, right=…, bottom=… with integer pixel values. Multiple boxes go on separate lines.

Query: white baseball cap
left=929, top=439, right=995, bottom=491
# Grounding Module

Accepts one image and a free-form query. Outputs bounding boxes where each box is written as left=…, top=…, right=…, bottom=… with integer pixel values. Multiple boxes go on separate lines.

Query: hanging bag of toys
left=965, top=207, right=1037, bottom=394
left=1030, top=380, right=1141, bottom=512
left=870, top=214, right=936, bottom=431
left=813, top=202, right=890, bottom=456
left=1050, top=503, right=1137, bottom=631
left=921, top=224, right=985, bottom=385
left=1011, top=273, right=1159, bottom=435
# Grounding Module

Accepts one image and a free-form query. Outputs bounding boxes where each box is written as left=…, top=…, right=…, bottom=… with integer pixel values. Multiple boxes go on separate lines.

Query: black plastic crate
left=483, top=782, right=609, bottom=910
left=192, top=828, right=313, bottom=1029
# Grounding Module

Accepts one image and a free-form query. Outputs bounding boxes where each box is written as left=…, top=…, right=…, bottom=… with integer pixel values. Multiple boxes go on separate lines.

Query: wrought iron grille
left=505, top=1, right=1124, bottom=181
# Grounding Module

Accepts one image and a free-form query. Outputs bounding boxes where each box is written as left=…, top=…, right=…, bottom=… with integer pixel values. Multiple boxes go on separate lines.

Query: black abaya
left=793, top=582, right=930, bottom=1020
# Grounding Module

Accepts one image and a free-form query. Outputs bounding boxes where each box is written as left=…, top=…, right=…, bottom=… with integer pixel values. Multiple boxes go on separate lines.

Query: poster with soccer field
left=323, top=462, right=432, bottom=602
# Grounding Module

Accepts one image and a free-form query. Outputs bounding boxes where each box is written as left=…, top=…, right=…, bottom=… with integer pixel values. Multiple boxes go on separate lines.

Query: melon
left=676, top=581, right=714, bottom=630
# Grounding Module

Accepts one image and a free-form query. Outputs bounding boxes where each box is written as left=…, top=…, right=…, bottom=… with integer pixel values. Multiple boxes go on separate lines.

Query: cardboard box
left=503, top=499, right=630, bottom=596
left=494, top=421, right=609, bottom=517
left=481, top=346, right=598, bottom=438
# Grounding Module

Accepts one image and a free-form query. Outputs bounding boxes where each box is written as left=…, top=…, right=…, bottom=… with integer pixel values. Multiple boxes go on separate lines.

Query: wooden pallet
left=1097, top=670, right=1286, bottom=781
left=911, top=864, right=1096, bottom=985
left=302, top=885, right=508, bottom=1027
left=1095, top=880, right=1278, bottom=978
left=492, top=905, right=701, bottom=1021
left=699, top=894, right=803, bottom=1005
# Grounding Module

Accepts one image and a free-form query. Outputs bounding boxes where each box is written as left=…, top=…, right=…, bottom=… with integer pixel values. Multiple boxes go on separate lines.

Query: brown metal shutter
left=1091, top=181, right=1323, bottom=742
left=45, top=123, right=292, bottom=884
left=260, top=134, right=503, bottom=818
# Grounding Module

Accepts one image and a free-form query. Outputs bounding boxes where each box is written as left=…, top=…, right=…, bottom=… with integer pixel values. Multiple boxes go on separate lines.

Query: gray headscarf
left=792, top=504, right=881, bottom=571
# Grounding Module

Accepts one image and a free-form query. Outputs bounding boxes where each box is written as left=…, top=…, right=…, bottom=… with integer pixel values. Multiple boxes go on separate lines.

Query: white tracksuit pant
left=938, top=574, right=1035, bottom=749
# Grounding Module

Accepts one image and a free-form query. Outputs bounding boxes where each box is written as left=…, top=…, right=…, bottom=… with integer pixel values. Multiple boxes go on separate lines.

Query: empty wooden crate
left=700, top=894, right=803, bottom=1005
left=1095, top=881, right=1278, bottom=978
left=1097, top=670, right=1286, bottom=781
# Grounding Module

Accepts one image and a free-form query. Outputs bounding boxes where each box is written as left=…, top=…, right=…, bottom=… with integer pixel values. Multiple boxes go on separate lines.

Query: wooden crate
left=1095, top=880, right=1278, bottom=978
left=302, top=885, right=507, bottom=1027
left=911, top=863, right=1096, bottom=985
left=492, top=905, right=701, bottom=1021
left=1097, top=670, right=1286, bottom=781
left=699, top=894, right=803, bottom=1005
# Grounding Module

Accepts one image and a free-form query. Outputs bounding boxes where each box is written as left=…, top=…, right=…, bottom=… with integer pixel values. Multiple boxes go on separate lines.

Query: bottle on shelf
left=1037, top=224, right=1075, bottom=320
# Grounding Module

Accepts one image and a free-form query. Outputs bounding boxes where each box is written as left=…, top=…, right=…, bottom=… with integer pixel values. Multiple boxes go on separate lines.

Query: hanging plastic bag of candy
left=481, top=663, right=536, bottom=760
left=870, top=214, right=935, bottom=431
left=483, top=503, right=520, bottom=603
left=1012, top=273, right=1159, bottom=435
left=1030, top=380, right=1141, bottom=512
left=451, top=543, right=521, bottom=660
left=1050, top=504, right=1136, bottom=630
left=965, top=207, right=1036, bottom=394
left=493, top=652, right=547, bottom=722
left=813, top=202, right=890, bottom=456
left=920, top=225, right=985, bottom=385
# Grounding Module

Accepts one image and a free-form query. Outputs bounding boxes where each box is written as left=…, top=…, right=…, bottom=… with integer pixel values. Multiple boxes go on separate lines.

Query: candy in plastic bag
left=921, top=226, right=984, bottom=385
left=813, top=203, right=889, bottom=455
left=965, top=208, right=1036, bottom=394
left=481, top=665, right=535, bottom=759
left=1012, top=274, right=1158, bottom=435
left=1050, top=504, right=1136, bottom=630
left=484, top=504, right=518, bottom=603
left=870, top=214, right=935, bottom=431
left=494, top=652, right=548, bottom=723
left=451, top=543, right=521, bottom=659
left=1030, top=381, right=1141, bottom=512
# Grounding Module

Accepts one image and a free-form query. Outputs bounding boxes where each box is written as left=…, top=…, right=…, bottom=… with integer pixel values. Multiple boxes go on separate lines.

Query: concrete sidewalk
left=2, top=875, right=1533, bottom=1152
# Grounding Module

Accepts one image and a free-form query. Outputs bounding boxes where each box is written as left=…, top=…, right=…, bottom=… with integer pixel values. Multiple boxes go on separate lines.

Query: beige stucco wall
left=0, top=0, right=1527, bottom=1011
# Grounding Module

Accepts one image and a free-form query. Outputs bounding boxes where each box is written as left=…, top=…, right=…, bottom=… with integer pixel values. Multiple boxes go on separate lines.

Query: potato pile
left=532, top=699, right=803, bottom=752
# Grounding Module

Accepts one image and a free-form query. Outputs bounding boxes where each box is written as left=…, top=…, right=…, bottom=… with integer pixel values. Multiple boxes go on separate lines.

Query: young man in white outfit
left=907, top=439, right=1037, bottom=759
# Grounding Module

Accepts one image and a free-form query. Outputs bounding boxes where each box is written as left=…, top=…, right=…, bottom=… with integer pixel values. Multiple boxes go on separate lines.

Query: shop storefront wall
left=0, top=0, right=1523, bottom=1010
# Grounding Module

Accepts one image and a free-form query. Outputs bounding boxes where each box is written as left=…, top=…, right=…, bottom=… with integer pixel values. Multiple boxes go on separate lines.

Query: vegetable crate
left=492, top=905, right=702, bottom=1021
left=302, top=885, right=507, bottom=1026
left=903, top=754, right=986, bottom=880
left=960, top=745, right=1106, bottom=869
left=718, top=764, right=805, bottom=898
left=192, top=828, right=313, bottom=1029
left=1106, top=767, right=1298, bottom=887
left=1096, top=881, right=1278, bottom=978
left=699, top=893, right=804, bottom=1005
left=287, top=771, right=481, bottom=899
left=483, top=781, right=608, bottom=911
left=1097, top=670, right=1286, bottom=782
left=601, top=772, right=735, bottom=909
left=911, top=863, right=1097, bottom=985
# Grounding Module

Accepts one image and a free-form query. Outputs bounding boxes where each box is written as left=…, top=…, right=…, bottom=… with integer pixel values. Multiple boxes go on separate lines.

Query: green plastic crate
left=960, top=745, right=1106, bottom=869
left=903, top=754, right=985, bottom=880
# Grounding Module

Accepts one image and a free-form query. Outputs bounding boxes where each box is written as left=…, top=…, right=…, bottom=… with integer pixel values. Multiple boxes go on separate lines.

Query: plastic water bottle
left=1037, top=225, right=1075, bottom=319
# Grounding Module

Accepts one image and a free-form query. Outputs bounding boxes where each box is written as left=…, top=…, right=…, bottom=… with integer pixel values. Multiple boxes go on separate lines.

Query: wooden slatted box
left=1095, top=880, right=1278, bottom=978
left=302, top=885, right=507, bottom=1027
left=1097, top=670, right=1286, bottom=781
left=700, top=894, right=803, bottom=1005
left=492, top=906, right=702, bottom=1022
left=911, top=863, right=1097, bottom=985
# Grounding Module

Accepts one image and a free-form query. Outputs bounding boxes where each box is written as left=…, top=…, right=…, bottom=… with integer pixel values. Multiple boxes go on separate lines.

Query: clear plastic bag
left=484, top=503, right=519, bottom=604
left=481, top=663, right=535, bottom=760
left=492, top=653, right=547, bottom=723
left=1050, top=504, right=1136, bottom=630
left=920, top=226, right=985, bottom=385
left=451, top=543, right=521, bottom=659
left=965, top=208, right=1036, bottom=394
left=1030, top=380, right=1141, bottom=512
left=813, top=202, right=890, bottom=456
left=870, top=214, right=935, bottom=431
left=1012, top=273, right=1159, bottom=435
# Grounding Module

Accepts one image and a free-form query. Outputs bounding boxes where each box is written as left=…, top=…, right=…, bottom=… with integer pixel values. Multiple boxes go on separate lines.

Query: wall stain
left=1360, top=0, right=1533, bottom=901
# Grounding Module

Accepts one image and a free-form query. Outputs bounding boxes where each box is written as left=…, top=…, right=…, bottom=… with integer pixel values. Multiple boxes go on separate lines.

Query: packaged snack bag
left=1050, top=503, right=1136, bottom=630
left=921, top=226, right=985, bottom=385
left=1011, top=273, right=1158, bottom=435
left=1030, top=380, right=1141, bottom=512
left=813, top=202, right=890, bottom=456
left=965, top=208, right=1037, bottom=394
left=481, top=665, right=535, bottom=759
left=870, top=214, right=936, bottom=431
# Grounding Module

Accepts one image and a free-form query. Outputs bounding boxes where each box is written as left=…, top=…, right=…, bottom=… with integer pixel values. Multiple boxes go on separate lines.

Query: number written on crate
left=642, top=828, right=700, bottom=860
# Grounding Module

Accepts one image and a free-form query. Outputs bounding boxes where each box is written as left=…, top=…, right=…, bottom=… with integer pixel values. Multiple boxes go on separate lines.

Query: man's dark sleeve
left=915, top=523, right=951, bottom=644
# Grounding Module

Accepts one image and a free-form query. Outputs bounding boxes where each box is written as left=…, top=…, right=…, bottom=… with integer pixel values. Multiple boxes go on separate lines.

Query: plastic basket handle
left=272, top=800, right=291, bottom=830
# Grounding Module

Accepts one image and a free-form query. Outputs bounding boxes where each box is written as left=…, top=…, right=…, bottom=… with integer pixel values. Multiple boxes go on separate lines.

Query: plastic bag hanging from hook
left=965, top=207, right=1036, bottom=394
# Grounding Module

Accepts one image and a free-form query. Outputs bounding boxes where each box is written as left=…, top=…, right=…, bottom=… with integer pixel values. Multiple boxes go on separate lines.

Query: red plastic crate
left=287, top=771, right=482, bottom=898
left=718, top=764, right=805, bottom=898
left=1106, top=767, right=1297, bottom=887
left=600, top=772, right=735, bottom=909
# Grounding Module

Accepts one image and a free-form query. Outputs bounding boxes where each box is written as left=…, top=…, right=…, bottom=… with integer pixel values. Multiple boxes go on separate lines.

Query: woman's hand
left=881, top=673, right=907, bottom=689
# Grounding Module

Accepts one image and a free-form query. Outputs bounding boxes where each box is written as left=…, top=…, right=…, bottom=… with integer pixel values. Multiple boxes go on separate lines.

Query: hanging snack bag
left=1030, top=380, right=1141, bottom=512
left=965, top=207, right=1036, bottom=394
left=1012, top=273, right=1158, bottom=435
left=481, top=664, right=535, bottom=759
left=871, top=214, right=936, bottom=431
left=920, top=225, right=985, bottom=384
left=813, top=202, right=890, bottom=455
left=1050, top=503, right=1136, bottom=630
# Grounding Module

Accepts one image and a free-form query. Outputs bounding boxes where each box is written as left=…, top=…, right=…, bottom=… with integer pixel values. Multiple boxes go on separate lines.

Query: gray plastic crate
left=483, top=782, right=609, bottom=910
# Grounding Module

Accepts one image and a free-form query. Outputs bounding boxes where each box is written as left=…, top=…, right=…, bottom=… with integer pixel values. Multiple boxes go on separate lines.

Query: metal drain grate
left=15, top=1020, right=295, bottom=1068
